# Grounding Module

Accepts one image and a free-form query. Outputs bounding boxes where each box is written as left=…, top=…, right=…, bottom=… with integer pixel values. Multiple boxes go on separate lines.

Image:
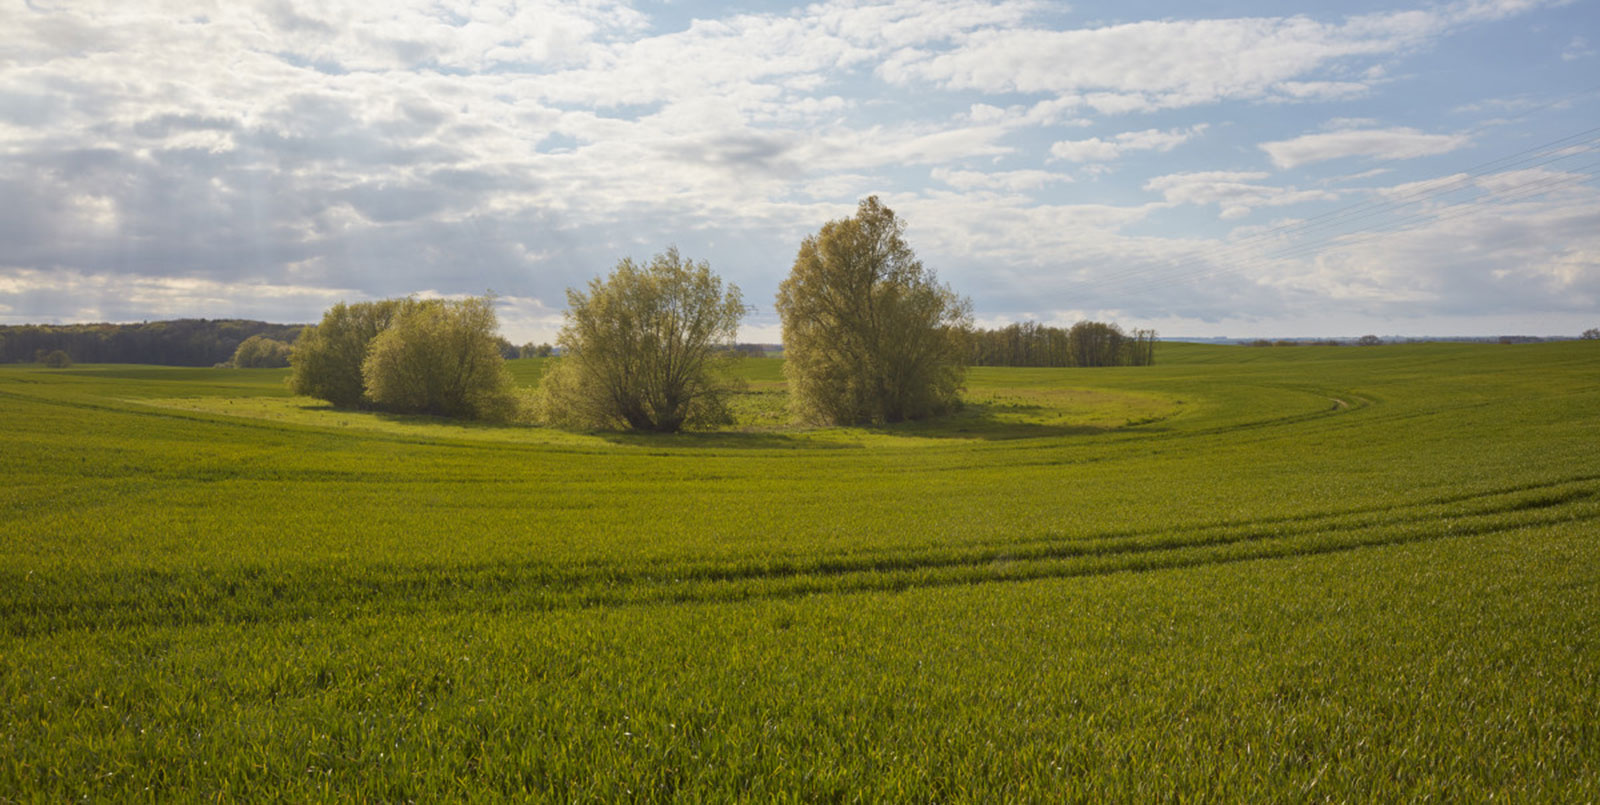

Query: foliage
left=1357, top=334, right=1384, bottom=346
left=520, top=343, right=555, bottom=358
left=2, top=343, right=1599, bottom=799
left=1065, top=320, right=1158, bottom=366
left=1582, top=327, right=1599, bottom=340
left=361, top=297, right=518, bottom=421
left=776, top=196, right=972, bottom=424
left=0, top=319, right=303, bottom=366
left=287, top=299, right=407, bottom=408
left=540, top=248, right=746, bottom=432
left=229, top=335, right=292, bottom=368
left=970, top=321, right=1157, bottom=366
left=38, top=349, right=72, bottom=368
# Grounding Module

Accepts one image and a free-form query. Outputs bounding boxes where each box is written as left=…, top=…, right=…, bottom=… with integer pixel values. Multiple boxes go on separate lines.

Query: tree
left=775, top=196, right=971, bottom=425
left=1068, top=321, right=1124, bottom=367
left=40, top=349, right=72, bottom=368
left=361, top=296, right=518, bottom=421
left=1582, top=327, right=1600, bottom=340
left=288, top=299, right=406, bottom=408
left=230, top=335, right=292, bottom=368
left=1356, top=334, right=1383, bottom=346
left=538, top=248, right=746, bottom=432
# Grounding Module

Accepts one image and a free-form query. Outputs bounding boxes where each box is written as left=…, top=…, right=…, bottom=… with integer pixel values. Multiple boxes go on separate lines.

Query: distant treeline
left=1246, top=335, right=1385, bottom=347
left=969, top=321, right=1157, bottom=367
left=2, top=318, right=1159, bottom=368
left=0, top=320, right=305, bottom=366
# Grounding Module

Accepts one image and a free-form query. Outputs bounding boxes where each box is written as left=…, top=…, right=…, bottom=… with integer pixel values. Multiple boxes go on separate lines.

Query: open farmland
left=2, top=342, right=1598, bottom=800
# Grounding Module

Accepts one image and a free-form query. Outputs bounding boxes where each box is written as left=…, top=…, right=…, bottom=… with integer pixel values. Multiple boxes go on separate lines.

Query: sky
left=2, top=0, right=1598, bottom=342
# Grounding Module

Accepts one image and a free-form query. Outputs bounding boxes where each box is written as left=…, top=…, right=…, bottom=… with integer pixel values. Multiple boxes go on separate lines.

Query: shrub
left=361, top=297, right=518, bottom=421
left=539, top=248, right=745, bottom=432
left=288, top=300, right=406, bottom=408
left=231, top=336, right=292, bottom=368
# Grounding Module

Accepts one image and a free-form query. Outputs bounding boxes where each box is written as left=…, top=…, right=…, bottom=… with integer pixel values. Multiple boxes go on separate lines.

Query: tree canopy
left=288, top=299, right=407, bottom=409
left=0, top=320, right=302, bottom=366
left=288, top=296, right=516, bottom=421
left=775, top=196, right=971, bottom=425
left=539, top=248, right=746, bottom=432
left=230, top=335, right=292, bottom=368
left=968, top=321, right=1156, bottom=367
left=361, top=297, right=517, bottom=421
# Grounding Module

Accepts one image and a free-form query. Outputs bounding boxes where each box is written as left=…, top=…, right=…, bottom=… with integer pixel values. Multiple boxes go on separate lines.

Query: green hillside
left=2, top=342, right=1597, bottom=799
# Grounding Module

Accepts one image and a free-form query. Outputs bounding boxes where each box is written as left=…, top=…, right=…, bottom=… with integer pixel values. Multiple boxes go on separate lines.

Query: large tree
left=539, top=248, right=746, bottom=432
left=775, top=196, right=971, bottom=425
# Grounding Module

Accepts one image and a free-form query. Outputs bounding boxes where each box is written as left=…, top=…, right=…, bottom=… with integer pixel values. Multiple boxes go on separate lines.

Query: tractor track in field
left=6, top=476, right=1597, bottom=638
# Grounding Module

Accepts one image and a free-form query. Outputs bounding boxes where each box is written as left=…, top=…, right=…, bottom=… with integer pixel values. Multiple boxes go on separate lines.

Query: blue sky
left=2, top=0, right=1596, bottom=341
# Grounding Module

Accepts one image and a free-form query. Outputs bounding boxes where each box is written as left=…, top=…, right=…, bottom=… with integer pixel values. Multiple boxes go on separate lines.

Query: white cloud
left=1050, top=125, right=1208, bottom=163
left=1271, top=81, right=1370, bottom=100
left=1260, top=127, right=1472, bottom=169
left=1144, top=171, right=1339, bottom=219
left=1562, top=36, right=1595, bottom=61
left=885, top=11, right=1442, bottom=113
left=0, top=0, right=1587, bottom=338
left=931, top=167, right=1073, bottom=192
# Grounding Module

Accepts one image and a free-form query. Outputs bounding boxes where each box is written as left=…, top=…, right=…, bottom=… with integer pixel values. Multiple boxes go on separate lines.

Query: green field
left=3, top=342, right=1598, bottom=800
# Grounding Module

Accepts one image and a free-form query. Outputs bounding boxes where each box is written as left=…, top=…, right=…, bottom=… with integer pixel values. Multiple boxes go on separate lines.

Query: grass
left=1, top=342, right=1597, bottom=799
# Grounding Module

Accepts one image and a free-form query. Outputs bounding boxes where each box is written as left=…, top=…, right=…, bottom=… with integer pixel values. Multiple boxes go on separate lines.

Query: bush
left=288, top=299, right=406, bottom=408
left=539, top=248, right=746, bottom=432
left=231, top=335, right=292, bottom=368
left=361, top=297, right=518, bottom=421
left=40, top=349, right=72, bottom=368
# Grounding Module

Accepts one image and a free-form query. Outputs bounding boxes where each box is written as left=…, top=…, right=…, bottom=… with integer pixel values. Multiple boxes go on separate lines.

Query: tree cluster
left=289, top=296, right=518, bottom=421
left=541, top=196, right=1164, bottom=432
left=968, top=321, right=1156, bottom=367
left=0, top=320, right=302, bottom=366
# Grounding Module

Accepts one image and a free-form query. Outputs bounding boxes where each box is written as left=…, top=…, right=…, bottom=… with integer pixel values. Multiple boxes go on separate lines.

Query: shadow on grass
left=858, top=401, right=1149, bottom=442
left=290, top=399, right=1162, bottom=449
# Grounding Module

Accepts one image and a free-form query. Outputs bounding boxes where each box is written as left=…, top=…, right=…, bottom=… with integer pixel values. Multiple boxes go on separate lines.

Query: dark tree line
left=968, top=321, right=1156, bottom=367
left=0, top=320, right=304, bottom=366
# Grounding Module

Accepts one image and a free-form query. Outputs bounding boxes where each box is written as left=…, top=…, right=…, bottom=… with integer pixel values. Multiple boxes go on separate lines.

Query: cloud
left=1050, top=125, right=1208, bottom=163
left=1260, top=127, right=1472, bottom=169
left=1144, top=171, right=1340, bottom=219
left=931, top=168, right=1073, bottom=192
left=886, top=11, right=1441, bottom=113
left=1562, top=36, right=1595, bottom=61
left=0, top=0, right=1587, bottom=340
left=0, top=268, right=360, bottom=326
